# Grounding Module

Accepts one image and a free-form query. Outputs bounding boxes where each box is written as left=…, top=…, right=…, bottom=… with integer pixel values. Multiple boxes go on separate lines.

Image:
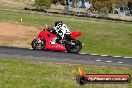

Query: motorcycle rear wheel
left=31, top=38, right=46, bottom=50
left=66, top=40, right=82, bottom=53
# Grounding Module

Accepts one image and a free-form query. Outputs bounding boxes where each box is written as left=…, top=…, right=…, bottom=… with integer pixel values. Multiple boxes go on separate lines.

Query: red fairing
left=70, top=32, right=82, bottom=39
left=38, top=29, right=56, bottom=43
left=37, top=29, right=66, bottom=51
left=47, top=44, right=66, bottom=51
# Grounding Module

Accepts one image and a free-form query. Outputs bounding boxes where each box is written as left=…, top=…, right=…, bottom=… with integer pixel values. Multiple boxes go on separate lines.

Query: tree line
left=35, top=0, right=132, bottom=12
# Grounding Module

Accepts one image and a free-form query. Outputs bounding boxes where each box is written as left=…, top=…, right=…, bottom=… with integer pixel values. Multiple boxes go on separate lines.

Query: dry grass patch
left=0, top=22, right=38, bottom=48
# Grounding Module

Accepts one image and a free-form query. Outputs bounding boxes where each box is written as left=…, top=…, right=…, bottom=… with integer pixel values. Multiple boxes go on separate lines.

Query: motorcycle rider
left=48, top=21, right=71, bottom=44
left=53, top=21, right=71, bottom=40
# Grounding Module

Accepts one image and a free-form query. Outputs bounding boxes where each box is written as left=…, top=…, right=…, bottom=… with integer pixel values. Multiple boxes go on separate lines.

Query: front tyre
left=67, top=40, right=82, bottom=53
left=31, top=38, right=46, bottom=50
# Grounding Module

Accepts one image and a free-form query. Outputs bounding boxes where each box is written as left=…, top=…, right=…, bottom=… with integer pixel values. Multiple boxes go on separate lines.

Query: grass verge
left=0, top=59, right=132, bottom=88
left=0, top=9, right=132, bottom=57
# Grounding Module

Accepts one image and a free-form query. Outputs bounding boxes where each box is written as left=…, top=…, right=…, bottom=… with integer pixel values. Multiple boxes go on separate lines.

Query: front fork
left=37, top=37, right=44, bottom=45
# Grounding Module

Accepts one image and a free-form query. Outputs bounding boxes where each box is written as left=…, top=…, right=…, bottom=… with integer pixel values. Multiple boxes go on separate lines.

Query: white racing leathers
left=54, top=24, right=71, bottom=39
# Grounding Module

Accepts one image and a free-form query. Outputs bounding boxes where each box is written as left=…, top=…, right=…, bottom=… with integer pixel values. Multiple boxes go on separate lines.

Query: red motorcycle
left=31, top=28, right=82, bottom=53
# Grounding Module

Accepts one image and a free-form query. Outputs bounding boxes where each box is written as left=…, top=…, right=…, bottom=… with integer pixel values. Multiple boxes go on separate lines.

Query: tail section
left=70, top=32, right=82, bottom=39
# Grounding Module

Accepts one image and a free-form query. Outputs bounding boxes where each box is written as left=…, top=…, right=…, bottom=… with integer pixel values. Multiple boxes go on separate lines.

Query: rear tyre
left=66, top=40, right=82, bottom=53
left=31, top=38, right=46, bottom=50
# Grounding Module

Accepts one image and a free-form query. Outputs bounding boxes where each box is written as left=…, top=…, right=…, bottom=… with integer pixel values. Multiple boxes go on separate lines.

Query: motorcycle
left=31, top=28, right=82, bottom=53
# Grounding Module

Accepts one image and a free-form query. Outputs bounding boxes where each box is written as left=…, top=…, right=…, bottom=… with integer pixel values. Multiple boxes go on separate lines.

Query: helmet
left=55, top=21, right=62, bottom=27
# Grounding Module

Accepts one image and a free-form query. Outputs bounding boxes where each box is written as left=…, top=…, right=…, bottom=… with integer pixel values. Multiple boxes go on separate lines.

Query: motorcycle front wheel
left=31, top=38, right=46, bottom=50
left=66, top=40, right=82, bottom=53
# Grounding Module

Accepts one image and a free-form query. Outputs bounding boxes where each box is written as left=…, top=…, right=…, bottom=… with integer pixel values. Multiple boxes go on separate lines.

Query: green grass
left=0, top=9, right=132, bottom=57
left=0, top=0, right=29, bottom=10
left=0, top=59, right=132, bottom=88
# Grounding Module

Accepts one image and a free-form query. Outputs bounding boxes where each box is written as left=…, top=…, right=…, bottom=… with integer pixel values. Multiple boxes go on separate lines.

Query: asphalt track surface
left=0, top=46, right=132, bottom=67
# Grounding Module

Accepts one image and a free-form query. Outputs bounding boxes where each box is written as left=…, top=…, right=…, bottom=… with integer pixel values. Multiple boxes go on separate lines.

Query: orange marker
left=20, top=17, right=23, bottom=23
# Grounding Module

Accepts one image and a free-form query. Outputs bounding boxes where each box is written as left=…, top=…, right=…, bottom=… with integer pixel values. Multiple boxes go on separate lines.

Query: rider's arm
left=62, top=24, right=71, bottom=34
